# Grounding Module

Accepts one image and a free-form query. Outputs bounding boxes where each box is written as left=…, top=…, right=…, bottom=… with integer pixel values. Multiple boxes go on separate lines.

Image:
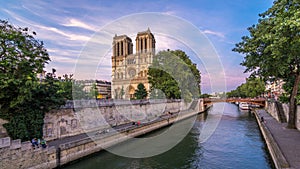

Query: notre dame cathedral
left=111, top=28, right=155, bottom=99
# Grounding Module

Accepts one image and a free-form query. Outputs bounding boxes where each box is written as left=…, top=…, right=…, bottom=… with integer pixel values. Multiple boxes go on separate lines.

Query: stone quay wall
left=43, top=100, right=192, bottom=141
left=0, top=99, right=203, bottom=169
left=52, top=99, right=201, bottom=167
left=253, top=111, right=289, bottom=169
left=266, top=101, right=300, bottom=130
left=0, top=137, right=57, bottom=169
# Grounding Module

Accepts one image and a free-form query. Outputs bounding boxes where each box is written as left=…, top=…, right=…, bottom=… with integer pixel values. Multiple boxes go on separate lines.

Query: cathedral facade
left=111, top=28, right=155, bottom=99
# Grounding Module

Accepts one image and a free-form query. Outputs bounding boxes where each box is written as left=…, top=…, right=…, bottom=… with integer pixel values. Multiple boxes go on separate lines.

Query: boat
left=239, top=102, right=250, bottom=110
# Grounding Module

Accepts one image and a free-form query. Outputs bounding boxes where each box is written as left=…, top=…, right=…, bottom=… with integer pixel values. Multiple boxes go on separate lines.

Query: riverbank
left=254, top=109, right=300, bottom=169
left=61, top=102, right=273, bottom=169
left=0, top=99, right=209, bottom=169
left=54, top=102, right=208, bottom=168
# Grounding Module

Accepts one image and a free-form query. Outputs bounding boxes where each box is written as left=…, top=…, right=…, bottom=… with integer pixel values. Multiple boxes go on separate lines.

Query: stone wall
left=266, top=101, right=279, bottom=121
left=0, top=137, right=57, bottom=169
left=43, top=100, right=188, bottom=141
left=0, top=99, right=202, bottom=169
left=266, top=101, right=300, bottom=130
left=253, top=111, right=289, bottom=168
left=56, top=101, right=199, bottom=167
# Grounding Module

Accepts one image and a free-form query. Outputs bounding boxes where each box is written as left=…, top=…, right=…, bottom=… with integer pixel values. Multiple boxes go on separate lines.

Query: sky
left=0, top=0, right=274, bottom=93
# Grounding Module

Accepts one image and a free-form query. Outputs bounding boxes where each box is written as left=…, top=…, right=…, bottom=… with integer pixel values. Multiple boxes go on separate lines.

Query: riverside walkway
left=48, top=100, right=200, bottom=149
left=48, top=111, right=180, bottom=148
left=256, top=109, right=300, bottom=169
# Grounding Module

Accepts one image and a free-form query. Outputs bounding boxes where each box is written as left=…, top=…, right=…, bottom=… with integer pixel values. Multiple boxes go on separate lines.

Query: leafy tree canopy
left=148, top=49, right=201, bottom=102
left=233, top=0, right=300, bottom=128
left=0, top=20, right=66, bottom=140
left=199, top=93, right=212, bottom=98
left=227, top=78, right=265, bottom=98
left=56, top=74, right=87, bottom=100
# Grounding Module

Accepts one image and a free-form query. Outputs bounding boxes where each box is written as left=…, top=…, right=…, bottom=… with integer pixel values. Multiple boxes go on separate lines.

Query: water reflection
left=63, top=103, right=273, bottom=169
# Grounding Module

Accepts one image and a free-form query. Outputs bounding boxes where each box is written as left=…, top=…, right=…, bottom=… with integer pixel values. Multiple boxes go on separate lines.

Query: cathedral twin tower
left=111, top=28, right=155, bottom=99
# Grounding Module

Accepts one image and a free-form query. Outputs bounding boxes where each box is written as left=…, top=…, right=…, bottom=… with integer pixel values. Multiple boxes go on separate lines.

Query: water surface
left=63, top=103, right=274, bottom=169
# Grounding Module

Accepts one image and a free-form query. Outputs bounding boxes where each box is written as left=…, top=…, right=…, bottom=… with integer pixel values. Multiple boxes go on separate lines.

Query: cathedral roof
left=137, top=28, right=154, bottom=38
left=113, top=34, right=132, bottom=41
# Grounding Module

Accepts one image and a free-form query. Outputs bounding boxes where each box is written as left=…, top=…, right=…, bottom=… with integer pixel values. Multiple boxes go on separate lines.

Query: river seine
left=63, top=102, right=274, bottom=169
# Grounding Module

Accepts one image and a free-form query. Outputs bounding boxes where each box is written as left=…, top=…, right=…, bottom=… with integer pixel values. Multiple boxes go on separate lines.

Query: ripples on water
left=63, top=103, right=274, bottom=169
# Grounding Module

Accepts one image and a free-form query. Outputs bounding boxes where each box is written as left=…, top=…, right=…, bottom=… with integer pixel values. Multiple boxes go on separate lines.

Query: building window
left=129, top=69, right=136, bottom=77
left=127, top=59, right=135, bottom=64
left=117, top=42, right=120, bottom=56
left=145, top=38, right=147, bottom=52
left=121, top=41, right=123, bottom=56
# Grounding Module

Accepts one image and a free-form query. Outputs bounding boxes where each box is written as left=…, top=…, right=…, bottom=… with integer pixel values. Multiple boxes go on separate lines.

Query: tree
left=120, top=86, right=125, bottom=99
left=150, top=89, right=166, bottom=99
left=243, top=78, right=265, bottom=98
left=233, top=0, right=300, bottom=128
left=134, top=83, right=148, bottom=99
left=72, top=82, right=87, bottom=100
left=227, top=78, right=265, bottom=98
left=57, top=74, right=87, bottom=100
left=148, top=49, right=201, bottom=102
left=199, top=93, right=212, bottom=98
left=87, top=83, right=99, bottom=99
left=0, top=20, right=65, bottom=140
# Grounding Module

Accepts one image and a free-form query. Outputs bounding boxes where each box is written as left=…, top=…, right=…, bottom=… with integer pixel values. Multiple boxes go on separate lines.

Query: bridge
left=203, top=98, right=266, bottom=107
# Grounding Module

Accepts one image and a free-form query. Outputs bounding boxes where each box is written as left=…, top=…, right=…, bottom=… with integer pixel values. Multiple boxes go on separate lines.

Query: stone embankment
left=0, top=99, right=207, bottom=169
left=265, top=101, right=300, bottom=130
left=254, top=101, right=300, bottom=168
left=253, top=110, right=289, bottom=169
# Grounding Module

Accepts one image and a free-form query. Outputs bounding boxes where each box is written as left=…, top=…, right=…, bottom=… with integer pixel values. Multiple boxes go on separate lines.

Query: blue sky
left=0, top=0, right=274, bottom=93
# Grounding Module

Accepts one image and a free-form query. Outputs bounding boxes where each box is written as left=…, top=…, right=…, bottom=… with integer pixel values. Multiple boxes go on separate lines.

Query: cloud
left=162, top=10, right=177, bottom=16
left=3, top=9, right=92, bottom=43
left=32, top=23, right=92, bottom=42
left=1, top=1, right=250, bottom=92
left=62, top=18, right=97, bottom=31
left=202, top=29, right=225, bottom=38
left=2, top=9, right=32, bottom=26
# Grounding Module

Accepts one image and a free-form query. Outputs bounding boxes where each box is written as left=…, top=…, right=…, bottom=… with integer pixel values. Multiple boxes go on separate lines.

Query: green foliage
left=148, top=49, right=201, bottom=102
left=71, top=82, right=87, bottom=100
left=120, top=86, right=125, bottom=99
left=233, top=0, right=300, bottom=128
left=0, top=20, right=65, bottom=141
left=233, top=0, right=300, bottom=80
left=280, top=77, right=300, bottom=104
left=87, top=83, right=99, bottom=99
left=279, top=93, right=290, bottom=103
left=1, top=73, right=65, bottom=141
left=57, top=74, right=74, bottom=100
left=199, top=93, right=211, bottom=98
left=149, top=89, right=166, bottom=99
left=69, top=80, right=93, bottom=100
left=134, top=83, right=148, bottom=99
left=227, top=78, right=265, bottom=98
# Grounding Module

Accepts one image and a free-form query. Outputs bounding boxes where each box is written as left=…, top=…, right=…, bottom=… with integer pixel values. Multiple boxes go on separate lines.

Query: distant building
left=76, top=80, right=111, bottom=99
left=96, top=80, right=111, bottom=99
left=111, top=28, right=156, bottom=99
left=209, top=92, right=226, bottom=99
left=265, top=79, right=285, bottom=99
